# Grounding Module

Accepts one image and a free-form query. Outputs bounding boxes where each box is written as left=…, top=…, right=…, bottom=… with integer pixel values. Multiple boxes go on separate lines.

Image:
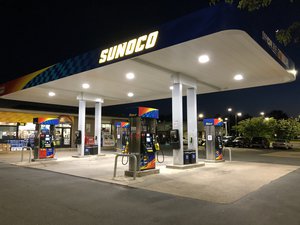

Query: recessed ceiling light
left=82, top=83, right=90, bottom=89
left=198, top=55, right=210, bottom=64
left=48, top=91, right=55, bottom=97
left=169, top=86, right=173, bottom=90
left=127, top=92, right=134, bottom=97
left=287, top=69, right=297, bottom=76
left=126, top=72, right=135, bottom=80
left=234, top=74, right=244, bottom=81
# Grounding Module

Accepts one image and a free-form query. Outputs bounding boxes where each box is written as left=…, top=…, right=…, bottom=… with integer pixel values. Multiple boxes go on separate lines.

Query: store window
left=101, top=123, right=114, bottom=147
left=0, top=125, right=17, bottom=141
left=18, top=123, right=36, bottom=139
left=101, top=124, right=111, bottom=134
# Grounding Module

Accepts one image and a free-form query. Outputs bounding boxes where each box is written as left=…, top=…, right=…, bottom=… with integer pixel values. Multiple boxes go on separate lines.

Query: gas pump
left=140, top=131, right=156, bottom=170
left=126, top=107, right=160, bottom=175
left=33, top=118, right=59, bottom=160
left=115, top=121, right=130, bottom=152
left=204, top=118, right=225, bottom=162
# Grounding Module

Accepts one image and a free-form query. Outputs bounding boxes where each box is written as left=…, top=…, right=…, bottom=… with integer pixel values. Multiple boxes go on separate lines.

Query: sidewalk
left=2, top=148, right=300, bottom=204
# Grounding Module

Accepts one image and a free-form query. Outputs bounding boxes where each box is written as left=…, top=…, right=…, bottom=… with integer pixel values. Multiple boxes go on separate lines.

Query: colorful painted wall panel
left=0, top=111, right=59, bottom=123
left=33, top=118, right=60, bottom=125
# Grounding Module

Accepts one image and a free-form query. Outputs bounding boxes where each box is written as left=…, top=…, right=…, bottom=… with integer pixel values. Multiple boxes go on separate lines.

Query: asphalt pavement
left=0, top=147, right=300, bottom=225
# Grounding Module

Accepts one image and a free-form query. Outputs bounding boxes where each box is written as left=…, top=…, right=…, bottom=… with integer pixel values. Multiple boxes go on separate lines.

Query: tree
left=235, top=117, right=276, bottom=139
left=275, top=118, right=300, bottom=140
left=276, top=22, right=300, bottom=46
left=209, top=0, right=273, bottom=11
left=209, top=0, right=299, bottom=46
left=236, top=117, right=300, bottom=141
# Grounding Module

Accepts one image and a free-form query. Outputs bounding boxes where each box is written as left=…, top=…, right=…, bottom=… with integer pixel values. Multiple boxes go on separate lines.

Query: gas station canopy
left=0, top=4, right=296, bottom=107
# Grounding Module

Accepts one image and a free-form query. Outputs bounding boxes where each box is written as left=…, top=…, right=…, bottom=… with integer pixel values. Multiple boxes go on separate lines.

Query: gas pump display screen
left=146, top=137, right=151, bottom=142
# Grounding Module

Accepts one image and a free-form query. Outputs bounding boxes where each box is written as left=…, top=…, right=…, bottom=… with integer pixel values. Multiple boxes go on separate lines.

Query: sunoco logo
left=99, top=31, right=159, bottom=64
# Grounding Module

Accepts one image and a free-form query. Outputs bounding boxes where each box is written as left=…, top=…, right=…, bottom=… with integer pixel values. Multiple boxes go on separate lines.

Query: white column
left=187, top=88, right=198, bottom=162
left=78, top=99, right=86, bottom=156
left=95, top=101, right=102, bottom=155
left=172, top=83, right=184, bottom=165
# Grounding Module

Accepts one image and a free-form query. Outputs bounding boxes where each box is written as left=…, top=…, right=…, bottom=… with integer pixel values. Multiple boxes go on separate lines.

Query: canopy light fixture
left=198, top=54, right=210, bottom=64
left=127, top=92, right=134, bottom=97
left=126, top=72, right=135, bottom=80
left=48, top=92, right=55, bottom=97
left=287, top=69, right=297, bottom=77
left=82, top=83, right=90, bottom=89
left=234, top=74, right=244, bottom=81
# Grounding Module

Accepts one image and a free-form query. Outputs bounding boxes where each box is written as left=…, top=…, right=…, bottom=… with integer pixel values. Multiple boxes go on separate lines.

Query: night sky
left=0, top=0, right=300, bottom=118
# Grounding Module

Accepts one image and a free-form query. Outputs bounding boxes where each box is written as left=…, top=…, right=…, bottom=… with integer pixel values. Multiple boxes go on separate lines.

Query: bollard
left=224, top=147, right=232, bottom=161
left=113, top=154, right=137, bottom=180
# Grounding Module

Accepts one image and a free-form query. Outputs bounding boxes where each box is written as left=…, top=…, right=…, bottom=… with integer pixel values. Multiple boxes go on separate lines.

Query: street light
left=198, top=113, right=205, bottom=141
left=224, top=121, right=228, bottom=136
left=227, top=108, right=233, bottom=135
left=227, top=107, right=243, bottom=136
left=260, top=112, right=265, bottom=116
left=224, top=117, right=229, bottom=136
left=235, top=112, right=242, bottom=136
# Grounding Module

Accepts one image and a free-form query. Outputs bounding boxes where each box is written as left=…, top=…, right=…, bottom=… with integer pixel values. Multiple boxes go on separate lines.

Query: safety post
left=113, top=153, right=137, bottom=180
left=21, top=147, right=33, bottom=163
left=223, top=147, right=232, bottom=161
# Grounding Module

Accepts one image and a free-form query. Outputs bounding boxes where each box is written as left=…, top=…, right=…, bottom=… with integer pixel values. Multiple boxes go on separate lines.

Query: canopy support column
left=78, top=99, right=86, bottom=156
left=95, top=101, right=102, bottom=155
left=172, top=82, right=184, bottom=165
left=187, top=87, right=198, bottom=162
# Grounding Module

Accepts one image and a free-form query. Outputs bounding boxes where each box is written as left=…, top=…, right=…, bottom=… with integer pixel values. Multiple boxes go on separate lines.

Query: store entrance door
left=62, top=128, right=71, bottom=147
left=55, top=127, right=72, bottom=148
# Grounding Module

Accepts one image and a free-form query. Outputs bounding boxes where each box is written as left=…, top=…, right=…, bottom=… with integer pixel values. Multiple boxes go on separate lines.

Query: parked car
left=272, top=139, right=293, bottom=149
left=250, top=137, right=270, bottom=149
left=222, top=136, right=235, bottom=147
left=232, top=137, right=250, bottom=148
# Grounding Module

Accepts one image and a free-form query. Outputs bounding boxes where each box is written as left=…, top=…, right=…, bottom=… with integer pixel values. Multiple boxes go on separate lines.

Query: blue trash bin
left=189, top=150, right=196, bottom=164
left=183, top=151, right=190, bottom=164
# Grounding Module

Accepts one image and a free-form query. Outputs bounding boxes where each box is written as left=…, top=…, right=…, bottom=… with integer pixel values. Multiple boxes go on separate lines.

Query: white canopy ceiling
left=1, top=30, right=295, bottom=107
